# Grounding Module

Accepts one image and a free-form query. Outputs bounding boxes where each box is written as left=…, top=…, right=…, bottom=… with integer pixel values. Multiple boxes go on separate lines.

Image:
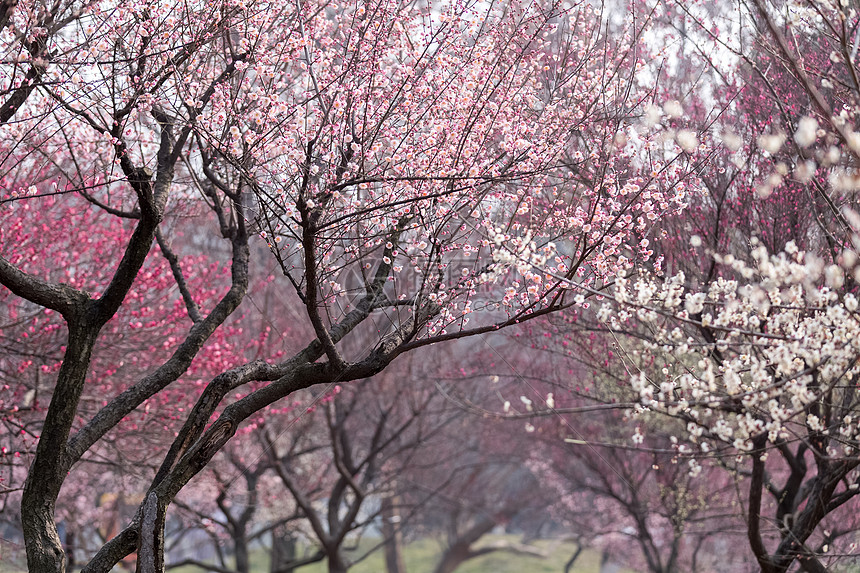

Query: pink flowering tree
left=0, top=0, right=700, bottom=571
left=527, top=412, right=744, bottom=573
left=448, top=327, right=748, bottom=571
left=167, top=429, right=306, bottom=573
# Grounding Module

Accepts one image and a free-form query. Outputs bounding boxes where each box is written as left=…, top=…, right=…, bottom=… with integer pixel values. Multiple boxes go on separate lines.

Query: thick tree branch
left=67, top=226, right=250, bottom=462
left=0, top=256, right=88, bottom=318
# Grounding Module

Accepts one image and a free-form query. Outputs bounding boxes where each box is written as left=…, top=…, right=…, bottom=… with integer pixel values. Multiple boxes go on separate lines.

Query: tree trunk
left=563, top=543, right=582, bottom=573
left=235, top=536, right=250, bottom=573
left=327, top=551, right=348, bottom=573
left=22, top=324, right=99, bottom=573
left=433, top=543, right=471, bottom=573
left=270, top=525, right=296, bottom=573
left=600, top=548, right=621, bottom=573
left=136, top=492, right=167, bottom=573
left=65, top=529, right=76, bottom=571
left=21, top=502, right=65, bottom=573
left=432, top=516, right=499, bottom=573
left=380, top=496, right=406, bottom=573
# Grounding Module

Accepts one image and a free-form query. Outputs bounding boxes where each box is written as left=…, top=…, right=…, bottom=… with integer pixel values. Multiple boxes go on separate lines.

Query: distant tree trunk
left=59, top=527, right=75, bottom=571
left=234, top=536, right=249, bottom=573
left=270, top=525, right=296, bottom=573
left=432, top=517, right=497, bottom=573
left=433, top=543, right=472, bottom=573
left=599, top=548, right=623, bottom=573
left=327, top=551, right=348, bottom=573
left=563, top=543, right=582, bottom=573
left=381, top=496, right=406, bottom=573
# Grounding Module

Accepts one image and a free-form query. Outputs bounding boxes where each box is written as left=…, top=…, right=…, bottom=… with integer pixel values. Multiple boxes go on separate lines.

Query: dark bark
left=797, top=554, right=829, bottom=573
left=10, top=77, right=179, bottom=571
left=84, top=361, right=333, bottom=572
left=218, top=468, right=259, bottom=573
left=748, top=437, right=774, bottom=573
left=21, top=323, right=98, bottom=573
left=0, top=0, right=17, bottom=30
left=327, top=552, right=349, bottom=573
left=137, top=492, right=167, bottom=573
left=770, top=470, right=843, bottom=573
left=64, top=529, right=75, bottom=571
left=434, top=544, right=472, bottom=573
left=563, top=543, right=582, bottom=573
left=432, top=517, right=497, bottom=573
left=0, top=27, right=49, bottom=125
left=234, top=538, right=249, bottom=573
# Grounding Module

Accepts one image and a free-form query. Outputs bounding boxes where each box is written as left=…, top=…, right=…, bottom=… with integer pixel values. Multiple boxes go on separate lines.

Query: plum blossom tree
left=447, top=327, right=749, bottom=571
left=0, top=190, right=278, bottom=567
left=167, top=430, right=306, bottom=573
left=468, top=0, right=860, bottom=569
left=392, top=401, right=550, bottom=573
left=563, top=4, right=860, bottom=568
left=603, top=238, right=860, bottom=571
left=528, top=415, right=744, bottom=573
left=0, top=0, right=698, bottom=571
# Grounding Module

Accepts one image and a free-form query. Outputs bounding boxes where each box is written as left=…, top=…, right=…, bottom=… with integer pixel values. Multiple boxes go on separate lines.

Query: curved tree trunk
left=563, top=543, right=583, bottom=573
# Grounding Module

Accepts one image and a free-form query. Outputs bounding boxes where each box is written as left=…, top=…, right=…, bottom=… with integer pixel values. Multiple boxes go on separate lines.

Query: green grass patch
left=170, top=535, right=613, bottom=573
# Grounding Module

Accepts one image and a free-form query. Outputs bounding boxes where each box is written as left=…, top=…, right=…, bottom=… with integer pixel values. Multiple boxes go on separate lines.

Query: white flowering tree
left=604, top=234, right=860, bottom=572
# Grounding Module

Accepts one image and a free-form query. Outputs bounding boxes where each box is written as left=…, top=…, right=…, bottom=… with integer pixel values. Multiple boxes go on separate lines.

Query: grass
left=172, top=535, right=614, bottom=573
left=0, top=535, right=616, bottom=573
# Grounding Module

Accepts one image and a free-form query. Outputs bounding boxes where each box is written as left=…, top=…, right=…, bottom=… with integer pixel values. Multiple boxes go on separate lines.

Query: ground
left=0, top=535, right=625, bottom=573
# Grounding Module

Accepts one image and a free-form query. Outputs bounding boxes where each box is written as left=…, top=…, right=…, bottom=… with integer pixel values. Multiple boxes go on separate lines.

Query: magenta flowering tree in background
left=0, top=0, right=698, bottom=570
left=0, top=191, right=283, bottom=567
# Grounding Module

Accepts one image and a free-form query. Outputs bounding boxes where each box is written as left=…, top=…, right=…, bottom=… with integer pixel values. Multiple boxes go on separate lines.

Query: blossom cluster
left=600, top=236, right=860, bottom=467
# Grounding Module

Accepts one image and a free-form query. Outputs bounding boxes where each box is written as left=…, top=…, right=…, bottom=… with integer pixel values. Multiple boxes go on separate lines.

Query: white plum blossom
left=663, top=99, right=684, bottom=118
left=757, top=132, right=786, bottom=154
left=721, top=130, right=743, bottom=152
left=593, top=234, right=860, bottom=471
left=676, top=130, right=698, bottom=153
left=794, top=116, right=819, bottom=148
